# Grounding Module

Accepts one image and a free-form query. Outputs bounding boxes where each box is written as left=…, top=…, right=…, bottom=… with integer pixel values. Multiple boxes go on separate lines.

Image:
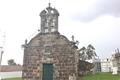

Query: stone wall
left=22, top=32, right=78, bottom=80
left=78, top=60, right=94, bottom=76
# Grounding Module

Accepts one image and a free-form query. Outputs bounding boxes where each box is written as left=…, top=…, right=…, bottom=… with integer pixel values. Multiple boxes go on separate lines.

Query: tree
left=8, top=59, right=16, bottom=65
left=86, top=44, right=97, bottom=60
left=79, top=47, right=87, bottom=60
left=79, top=44, right=97, bottom=60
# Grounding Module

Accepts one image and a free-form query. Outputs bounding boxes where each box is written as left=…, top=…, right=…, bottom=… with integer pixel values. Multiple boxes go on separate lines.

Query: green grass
left=81, top=72, right=120, bottom=80
left=3, top=77, right=22, bottom=80
left=3, top=73, right=120, bottom=80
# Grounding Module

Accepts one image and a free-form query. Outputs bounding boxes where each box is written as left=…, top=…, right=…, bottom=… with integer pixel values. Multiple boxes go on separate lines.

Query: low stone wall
left=78, top=60, right=94, bottom=76
left=0, top=71, right=22, bottom=79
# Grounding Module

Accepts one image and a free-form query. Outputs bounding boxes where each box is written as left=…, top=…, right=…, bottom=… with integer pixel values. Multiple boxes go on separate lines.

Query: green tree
left=79, top=44, right=97, bottom=60
left=8, top=59, right=16, bottom=65
left=86, top=44, right=97, bottom=60
left=79, top=47, right=87, bottom=60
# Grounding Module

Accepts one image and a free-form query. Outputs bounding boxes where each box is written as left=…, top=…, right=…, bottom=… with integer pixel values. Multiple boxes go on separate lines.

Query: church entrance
left=42, top=64, right=53, bottom=80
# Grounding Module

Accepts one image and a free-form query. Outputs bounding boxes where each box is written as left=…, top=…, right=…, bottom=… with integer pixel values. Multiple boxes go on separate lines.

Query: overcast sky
left=0, top=0, right=120, bottom=65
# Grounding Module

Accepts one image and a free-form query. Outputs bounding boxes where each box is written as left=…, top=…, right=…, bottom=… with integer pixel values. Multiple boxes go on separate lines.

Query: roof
left=78, top=60, right=94, bottom=71
left=0, top=65, right=22, bottom=72
left=40, top=4, right=59, bottom=16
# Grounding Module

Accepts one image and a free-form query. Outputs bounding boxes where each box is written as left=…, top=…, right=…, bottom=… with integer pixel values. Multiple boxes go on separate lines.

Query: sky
left=0, top=0, right=120, bottom=65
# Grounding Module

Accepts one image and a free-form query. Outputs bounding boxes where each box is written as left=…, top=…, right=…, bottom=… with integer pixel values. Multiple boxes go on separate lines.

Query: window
left=51, top=19, right=56, bottom=27
left=44, top=46, right=52, bottom=54
left=45, top=29, right=48, bottom=33
left=45, top=22, right=49, bottom=27
left=51, top=28, right=56, bottom=32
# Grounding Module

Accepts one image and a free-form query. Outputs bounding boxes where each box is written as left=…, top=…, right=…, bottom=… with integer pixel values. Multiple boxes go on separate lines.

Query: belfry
left=40, top=3, right=59, bottom=33
left=22, top=3, right=78, bottom=80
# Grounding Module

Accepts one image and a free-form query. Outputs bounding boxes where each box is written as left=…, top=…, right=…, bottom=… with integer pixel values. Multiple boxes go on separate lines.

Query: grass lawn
left=3, top=77, right=22, bottom=80
left=81, top=72, right=120, bottom=80
left=2, top=73, right=120, bottom=80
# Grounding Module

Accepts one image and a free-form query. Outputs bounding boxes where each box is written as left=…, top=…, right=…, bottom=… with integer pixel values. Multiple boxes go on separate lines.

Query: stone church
left=22, top=3, right=79, bottom=80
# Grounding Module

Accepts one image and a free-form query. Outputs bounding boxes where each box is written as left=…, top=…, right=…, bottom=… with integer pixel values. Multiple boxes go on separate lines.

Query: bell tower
left=40, top=3, right=59, bottom=33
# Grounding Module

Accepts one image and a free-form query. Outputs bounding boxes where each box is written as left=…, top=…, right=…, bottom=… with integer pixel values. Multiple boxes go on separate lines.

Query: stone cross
left=22, top=39, right=28, bottom=48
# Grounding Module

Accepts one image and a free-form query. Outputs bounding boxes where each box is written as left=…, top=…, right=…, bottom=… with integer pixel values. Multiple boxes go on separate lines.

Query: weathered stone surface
left=22, top=33, right=78, bottom=80
left=22, top=4, right=78, bottom=80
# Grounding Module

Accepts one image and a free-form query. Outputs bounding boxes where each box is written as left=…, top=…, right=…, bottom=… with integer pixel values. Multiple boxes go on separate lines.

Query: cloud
left=97, top=0, right=120, bottom=16
left=71, top=0, right=120, bottom=22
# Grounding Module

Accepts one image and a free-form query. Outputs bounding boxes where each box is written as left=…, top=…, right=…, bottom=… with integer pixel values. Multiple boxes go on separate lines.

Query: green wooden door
left=42, top=64, right=53, bottom=80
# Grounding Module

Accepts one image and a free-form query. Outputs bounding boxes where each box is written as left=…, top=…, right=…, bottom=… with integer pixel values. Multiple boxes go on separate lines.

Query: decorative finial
left=71, top=35, right=74, bottom=42
left=117, top=48, right=119, bottom=53
left=76, top=40, right=79, bottom=46
left=21, top=39, right=28, bottom=48
left=48, top=0, right=51, bottom=7
left=25, top=39, right=28, bottom=45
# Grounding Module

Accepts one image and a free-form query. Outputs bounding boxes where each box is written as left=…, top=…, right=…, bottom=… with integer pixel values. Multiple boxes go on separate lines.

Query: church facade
left=22, top=4, right=78, bottom=80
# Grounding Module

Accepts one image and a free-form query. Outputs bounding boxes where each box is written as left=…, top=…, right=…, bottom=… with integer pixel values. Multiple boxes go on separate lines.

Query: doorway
left=42, top=64, right=53, bottom=80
